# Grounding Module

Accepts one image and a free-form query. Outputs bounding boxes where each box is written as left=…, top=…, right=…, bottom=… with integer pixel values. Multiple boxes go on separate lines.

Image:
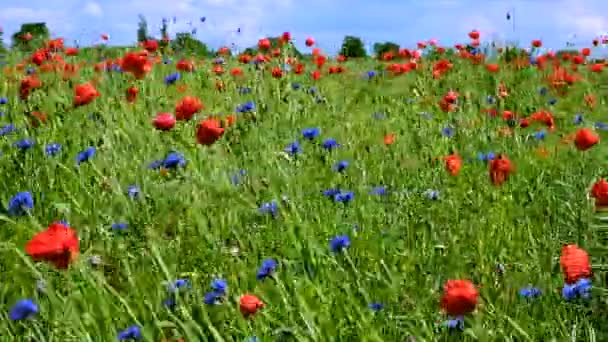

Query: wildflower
left=127, top=185, right=140, bottom=199
left=595, top=122, right=608, bottom=131
left=196, top=119, right=224, bottom=145
left=117, top=325, right=142, bottom=340
left=236, top=101, right=255, bottom=113
left=489, top=154, right=513, bottom=186
left=322, top=138, right=340, bottom=150
left=440, top=279, right=478, bottom=316
left=533, top=130, right=546, bottom=140
left=323, top=188, right=341, bottom=198
left=258, top=200, right=278, bottom=217
left=330, top=235, right=350, bottom=252
left=25, top=222, right=79, bottom=269
left=444, top=316, right=464, bottom=330
left=203, top=291, right=222, bottom=305
left=334, top=191, right=354, bottom=203
left=0, top=123, right=17, bottom=136
left=76, top=147, right=96, bottom=165
left=9, top=299, right=38, bottom=321
left=0, top=97, right=7, bottom=104
left=73, top=83, right=100, bottom=107
left=562, top=278, right=592, bottom=300
left=152, top=113, right=176, bottom=130
left=162, top=152, right=187, bottom=169
left=441, top=127, right=454, bottom=138
left=239, top=294, right=264, bottom=316
left=574, top=128, right=599, bottom=151
left=333, top=160, right=349, bottom=172
left=369, top=186, right=387, bottom=195
left=257, top=259, right=277, bottom=280
left=591, top=178, right=608, bottom=207
left=8, top=191, right=34, bottom=216
left=167, top=279, right=190, bottom=293
left=302, top=128, right=320, bottom=140
left=231, top=169, right=247, bottom=185
left=368, top=302, right=384, bottom=311
left=45, top=143, right=62, bottom=156
left=284, top=141, right=302, bottom=155
left=443, top=154, right=462, bottom=176
left=175, top=96, right=203, bottom=121
left=560, top=244, right=592, bottom=284
left=164, top=72, right=181, bottom=85
left=14, top=138, right=35, bottom=150
left=111, top=223, right=128, bottom=230
left=518, top=286, right=542, bottom=298
left=210, top=279, right=227, bottom=294
left=425, top=189, right=440, bottom=200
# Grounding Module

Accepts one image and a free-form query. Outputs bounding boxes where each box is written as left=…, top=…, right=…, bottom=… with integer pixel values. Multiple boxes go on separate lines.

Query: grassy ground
left=0, top=47, right=607, bottom=341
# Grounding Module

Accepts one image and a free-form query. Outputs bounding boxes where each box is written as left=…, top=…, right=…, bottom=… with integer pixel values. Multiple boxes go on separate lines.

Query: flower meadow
left=1, top=31, right=608, bottom=341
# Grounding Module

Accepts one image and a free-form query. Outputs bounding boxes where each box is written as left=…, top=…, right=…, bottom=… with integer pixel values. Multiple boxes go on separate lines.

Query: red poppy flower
left=489, top=154, right=513, bottom=186
left=176, top=60, right=195, bottom=72
left=74, top=83, right=100, bottom=107
left=126, top=86, right=138, bottom=103
left=443, top=153, right=462, bottom=176
left=305, top=37, right=315, bottom=47
left=175, top=96, right=203, bottom=121
left=440, top=279, right=478, bottom=316
left=196, top=119, right=224, bottom=145
left=25, top=222, right=79, bottom=269
left=560, top=245, right=592, bottom=284
left=383, top=133, right=395, bottom=146
left=574, top=128, right=599, bottom=151
left=258, top=38, right=271, bottom=50
left=591, top=178, right=608, bottom=207
left=152, top=113, right=176, bottom=131
left=468, top=30, right=480, bottom=40
left=239, top=294, right=264, bottom=316
left=20, top=76, right=42, bottom=100
left=531, top=40, right=542, bottom=48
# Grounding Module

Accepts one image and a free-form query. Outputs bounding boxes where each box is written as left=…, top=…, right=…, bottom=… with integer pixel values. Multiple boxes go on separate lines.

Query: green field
left=1, top=43, right=607, bottom=341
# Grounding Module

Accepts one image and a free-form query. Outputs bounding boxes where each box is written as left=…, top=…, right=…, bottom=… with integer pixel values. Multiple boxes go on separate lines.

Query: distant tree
left=137, top=14, right=149, bottom=42
left=0, top=28, right=5, bottom=53
left=170, top=32, right=209, bottom=55
left=373, top=41, right=400, bottom=57
left=339, top=36, right=366, bottom=58
left=160, top=18, right=169, bottom=41
left=11, top=23, right=50, bottom=51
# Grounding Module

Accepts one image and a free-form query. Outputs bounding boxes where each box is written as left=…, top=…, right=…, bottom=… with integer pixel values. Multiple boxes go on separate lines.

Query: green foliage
left=170, top=32, right=209, bottom=55
left=11, top=22, right=50, bottom=51
left=373, top=41, right=400, bottom=57
left=339, top=35, right=366, bottom=58
left=0, top=29, right=5, bottom=53
left=137, top=14, right=149, bottom=42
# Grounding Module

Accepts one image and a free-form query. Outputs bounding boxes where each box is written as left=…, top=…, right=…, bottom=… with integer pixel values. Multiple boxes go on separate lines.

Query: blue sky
left=0, top=0, right=607, bottom=55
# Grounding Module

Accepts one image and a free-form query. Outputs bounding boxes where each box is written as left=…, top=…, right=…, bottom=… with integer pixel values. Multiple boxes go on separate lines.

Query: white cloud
left=83, top=2, right=103, bottom=17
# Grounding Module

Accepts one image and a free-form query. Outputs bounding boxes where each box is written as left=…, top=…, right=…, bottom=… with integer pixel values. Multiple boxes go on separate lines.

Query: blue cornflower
left=533, top=130, right=546, bottom=140
left=486, top=95, right=496, bottom=104
left=8, top=191, right=34, bottom=216
left=0, top=111, right=4, bottom=116
left=76, top=147, right=96, bottom=165
left=595, top=122, right=608, bottom=131
left=538, top=87, right=547, bottom=96
left=291, top=83, right=301, bottom=90
left=45, top=143, right=62, bottom=156
left=334, top=191, right=354, bottom=203
left=238, top=86, right=251, bottom=94
left=9, top=299, right=38, bottom=321
left=163, top=58, right=172, bottom=64
left=548, top=98, right=557, bottom=105
left=308, top=87, right=318, bottom=94
left=519, top=286, right=542, bottom=298
left=425, top=189, right=440, bottom=200
left=26, top=67, right=36, bottom=75
left=366, top=71, right=377, bottom=79
left=322, top=138, right=340, bottom=150
left=330, top=235, right=350, bottom=252
left=441, top=127, right=454, bottom=138
left=214, top=58, right=225, bottom=64
left=236, top=101, right=255, bottom=113
left=333, top=160, right=349, bottom=172
left=14, top=138, right=35, bottom=150
left=445, top=316, right=464, bottom=330
left=368, top=302, right=384, bottom=311
left=323, top=188, right=341, bottom=198
left=257, top=259, right=277, bottom=280
left=164, top=72, right=181, bottom=85
left=203, top=291, right=224, bottom=305
left=167, top=279, right=190, bottom=293
left=117, top=325, right=142, bottom=340
left=210, top=278, right=228, bottom=294
left=369, top=186, right=387, bottom=195
left=111, top=223, right=128, bottom=230
left=302, top=127, right=320, bottom=140
left=284, top=141, right=302, bottom=155
left=162, top=297, right=176, bottom=308
left=127, top=185, right=140, bottom=199
left=162, top=152, right=186, bottom=169
left=231, top=169, right=247, bottom=185
left=0, top=123, right=17, bottom=136
left=562, top=278, right=592, bottom=300
left=574, top=113, right=584, bottom=125
left=259, top=200, right=278, bottom=217
left=0, top=97, right=7, bottom=104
